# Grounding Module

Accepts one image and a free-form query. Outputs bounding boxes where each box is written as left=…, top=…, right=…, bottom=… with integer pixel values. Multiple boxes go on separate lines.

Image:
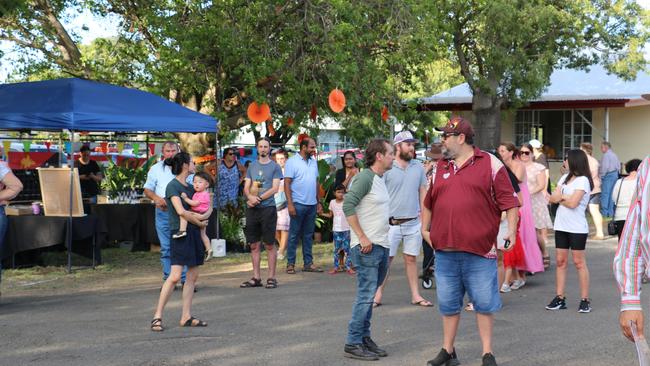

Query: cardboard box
left=5, top=205, right=34, bottom=216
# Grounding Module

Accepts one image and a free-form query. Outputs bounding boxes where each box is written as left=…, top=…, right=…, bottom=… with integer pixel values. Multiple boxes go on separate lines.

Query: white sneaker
left=277, top=252, right=285, bottom=260
left=511, top=279, right=526, bottom=290
left=500, top=283, right=511, bottom=293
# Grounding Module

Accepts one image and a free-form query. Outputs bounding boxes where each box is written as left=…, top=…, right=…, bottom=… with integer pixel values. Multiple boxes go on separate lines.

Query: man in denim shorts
left=373, top=131, right=431, bottom=307
left=421, top=118, right=519, bottom=366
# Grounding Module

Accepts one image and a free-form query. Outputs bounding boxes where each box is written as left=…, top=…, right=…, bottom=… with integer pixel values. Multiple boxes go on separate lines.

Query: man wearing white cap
left=373, top=130, right=432, bottom=307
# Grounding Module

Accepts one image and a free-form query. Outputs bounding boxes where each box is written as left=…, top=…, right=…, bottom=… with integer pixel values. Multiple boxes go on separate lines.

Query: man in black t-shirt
left=76, top=145, right=103, bottom=202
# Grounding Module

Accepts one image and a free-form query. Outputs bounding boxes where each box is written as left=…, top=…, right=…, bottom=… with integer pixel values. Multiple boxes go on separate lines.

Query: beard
left=399, top=149, right=413, bottom=161
left=259, top=152, right=268, bottom=158
left=442, top=147, right=455, bottom=160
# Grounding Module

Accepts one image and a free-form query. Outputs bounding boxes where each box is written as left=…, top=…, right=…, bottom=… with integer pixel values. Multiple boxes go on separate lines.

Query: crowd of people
left=0, top=116, right=648, bottom=366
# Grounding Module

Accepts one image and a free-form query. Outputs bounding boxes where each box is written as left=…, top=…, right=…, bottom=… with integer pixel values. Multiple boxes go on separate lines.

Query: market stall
left=0, top=78, right=219, bottom=272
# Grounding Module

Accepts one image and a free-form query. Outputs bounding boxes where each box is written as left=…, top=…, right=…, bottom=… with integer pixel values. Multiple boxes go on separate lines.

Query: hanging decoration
left=328, top=89, right=346, bottom=113
left=64, top=142, right=72, bottom=154
left=100, top=142, right=109, bottom=154
left=381, top=105, right=389, bottom=122
left=297, top=133, right=310, bottom=145
left=22, top=140, right=31, bottom=153
left=44, top=141, right=52, bottom=151
left=267, top=121, right=276, bottom=136
left=2, top=141, right=11, bottom=158
left=132, top=143, right=140, bottom=155
left=287, top=117, right=295, bottom=127
left=310, top=104, right=317, bottom=122
left=149, top=143, right=156, bottom=156
left=247, top=102, right=271, bottom=124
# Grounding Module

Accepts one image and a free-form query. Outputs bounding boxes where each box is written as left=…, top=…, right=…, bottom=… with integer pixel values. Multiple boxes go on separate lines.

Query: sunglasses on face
left=441, top=132, right=461, bottom=139
left=226, top=152, right=234, bottom=156
left=520, top=151, right=531, bottom=156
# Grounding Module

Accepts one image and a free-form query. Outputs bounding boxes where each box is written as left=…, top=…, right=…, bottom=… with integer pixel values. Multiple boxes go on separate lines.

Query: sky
left=1, top=1, right=649, bottom=83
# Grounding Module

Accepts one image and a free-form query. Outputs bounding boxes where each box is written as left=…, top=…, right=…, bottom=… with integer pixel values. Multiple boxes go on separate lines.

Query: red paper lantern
left=328, top=89, right=346, bottom=113
left=287, top=117, right=295, bottom=126
left=381, top=106, right=389, bottom=122
left=267, top=122, right=276, bottom=136
left=247, top=102, right=271, bottom=124
left=310, top=104, right=317, bottom=121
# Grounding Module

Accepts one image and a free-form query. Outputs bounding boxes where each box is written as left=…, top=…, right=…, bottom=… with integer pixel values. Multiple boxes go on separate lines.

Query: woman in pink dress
left=498, top=143, right=545, bottom=291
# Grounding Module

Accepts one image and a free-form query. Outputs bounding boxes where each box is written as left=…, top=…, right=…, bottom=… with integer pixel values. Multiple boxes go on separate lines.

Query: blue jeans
left=601, top=171, right=619, bottom=217
left=346, top=244, right=389, bottom=345
left=435, top=251, right=501, bottom=316
left=0, top=206, right=7, bottom=285
left=155, top=208, right=186, bottom=282
left=286, top=203, right=316, bottom=266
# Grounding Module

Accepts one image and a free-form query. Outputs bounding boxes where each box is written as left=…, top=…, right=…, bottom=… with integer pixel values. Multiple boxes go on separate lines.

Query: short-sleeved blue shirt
left=246, top=160, right=283, bottom=207
left=284, top=154, right=319, bottom=205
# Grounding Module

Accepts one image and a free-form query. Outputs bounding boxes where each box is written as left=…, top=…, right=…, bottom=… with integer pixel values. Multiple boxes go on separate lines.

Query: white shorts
left=388, top=219, right=421, bottom=257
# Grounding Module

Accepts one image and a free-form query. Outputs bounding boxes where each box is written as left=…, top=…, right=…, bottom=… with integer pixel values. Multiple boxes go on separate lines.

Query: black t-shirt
left=76, top=159, right=101, bottom=197
left=165, top=178, right=195, bottom=232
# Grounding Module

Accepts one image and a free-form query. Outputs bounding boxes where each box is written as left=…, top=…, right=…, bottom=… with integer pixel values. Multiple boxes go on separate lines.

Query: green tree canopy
left=434, top=0, right=650, bottom=149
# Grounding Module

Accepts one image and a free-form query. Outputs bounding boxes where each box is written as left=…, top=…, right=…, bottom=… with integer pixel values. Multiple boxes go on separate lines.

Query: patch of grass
left=1, top=242, right=336, bottom=295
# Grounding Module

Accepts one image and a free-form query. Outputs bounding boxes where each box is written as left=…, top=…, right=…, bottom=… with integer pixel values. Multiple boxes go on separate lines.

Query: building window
left=514, top=109, right=592, bottom=160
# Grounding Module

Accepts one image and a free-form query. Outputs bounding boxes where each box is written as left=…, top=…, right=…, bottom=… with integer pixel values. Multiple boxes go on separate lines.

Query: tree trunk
left=471, top=92, right=503, bottom=151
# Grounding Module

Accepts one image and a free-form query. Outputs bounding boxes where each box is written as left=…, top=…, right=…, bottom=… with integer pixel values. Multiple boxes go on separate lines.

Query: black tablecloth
left=89, top=203, right=158, bottom=252
left=2, top=215, right=102, bottom=266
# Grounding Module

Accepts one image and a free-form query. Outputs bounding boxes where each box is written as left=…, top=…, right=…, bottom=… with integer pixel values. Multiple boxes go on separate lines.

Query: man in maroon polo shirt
left=421, top=117, right=519, bottom=366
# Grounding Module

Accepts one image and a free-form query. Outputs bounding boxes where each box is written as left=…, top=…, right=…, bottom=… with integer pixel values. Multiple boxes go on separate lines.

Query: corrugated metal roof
left=419, top=65, right=650, bottom=105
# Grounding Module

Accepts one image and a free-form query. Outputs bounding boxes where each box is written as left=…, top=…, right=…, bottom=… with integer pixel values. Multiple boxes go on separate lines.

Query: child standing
left=321, top=184, right=355, bottom=275
left=174, top=172, right=213, bottom=259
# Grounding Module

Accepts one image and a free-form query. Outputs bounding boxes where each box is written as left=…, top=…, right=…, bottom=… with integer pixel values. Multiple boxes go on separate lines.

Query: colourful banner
left=2, top=141, right=10, bottom=157
left=100, top=142, right=108, bottom=154
left=149, top=143, right=155, bottom=156
left=117, top=142, right=125, bottom=153
left=132, top=143, right=140, bottom=155
left=22, top=140, right=31, bottom=153
left=8, top=152, right=58, bottom=170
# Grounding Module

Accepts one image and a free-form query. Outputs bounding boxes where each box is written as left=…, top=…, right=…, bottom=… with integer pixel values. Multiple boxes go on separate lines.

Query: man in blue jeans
left=144, top=142, right=187, bottom=287
left=599, top=141, right=620, bottom=217
left=342, top=139, right=394, bottom=361
left=284, top=137, right=323, bottom=273
left=422, top=118, right=519, bottom=366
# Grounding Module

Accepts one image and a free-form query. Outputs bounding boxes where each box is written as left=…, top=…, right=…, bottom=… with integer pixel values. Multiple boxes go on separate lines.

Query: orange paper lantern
left=287, top=117, right=295, bottom=126
left=310, top=104, right=317, bottom=121
left=381, top=106, right=389, bottom=122
left=247, top=102, right=271, bottom=124
left=328, top=89, right=346, bottom=113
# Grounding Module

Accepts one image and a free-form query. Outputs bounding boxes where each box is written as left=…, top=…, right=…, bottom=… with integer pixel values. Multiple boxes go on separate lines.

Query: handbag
left=275, top=190, right=287, bottom=211
left=607, top=178, right=623, bottom=236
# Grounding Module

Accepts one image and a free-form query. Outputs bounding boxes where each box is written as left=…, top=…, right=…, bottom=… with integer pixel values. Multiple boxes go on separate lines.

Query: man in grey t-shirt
left=373, top=131, right=432, bottom=308
left=240, top=137, right=283, bottom=289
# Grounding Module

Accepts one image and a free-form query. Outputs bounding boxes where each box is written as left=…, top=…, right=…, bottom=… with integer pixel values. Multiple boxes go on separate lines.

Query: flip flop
left=411, top=300, right=434, bottom=307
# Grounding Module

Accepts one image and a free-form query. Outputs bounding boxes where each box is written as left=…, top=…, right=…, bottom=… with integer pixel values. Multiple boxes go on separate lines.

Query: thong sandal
left=411, top=299, right=434, bottom=307
left=151, top=318, right=164, bottom=332
left=286, top=265, right=296, bottom=274
left=240, top=278, right=262, bottom=288
left=181, top=317, right=207, bottom=327
left=265, top=278, right=278, bottom=289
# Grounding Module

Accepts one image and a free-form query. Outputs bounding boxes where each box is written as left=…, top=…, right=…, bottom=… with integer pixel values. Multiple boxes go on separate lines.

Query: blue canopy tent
left=0, top=78, right=220, bottom=272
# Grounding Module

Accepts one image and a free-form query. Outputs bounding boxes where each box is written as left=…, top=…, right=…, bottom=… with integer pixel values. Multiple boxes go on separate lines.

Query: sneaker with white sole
left=578, top=298, right=592, bottom=313
left=545, top=295, right=567, bottom=310
left=510, top=279, right=525, bottom=290
left=500, top=283, right=511, bottom=293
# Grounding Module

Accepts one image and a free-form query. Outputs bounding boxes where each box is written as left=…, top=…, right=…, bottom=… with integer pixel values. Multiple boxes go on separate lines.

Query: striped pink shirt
left=613, top=156, right=650, bottom=311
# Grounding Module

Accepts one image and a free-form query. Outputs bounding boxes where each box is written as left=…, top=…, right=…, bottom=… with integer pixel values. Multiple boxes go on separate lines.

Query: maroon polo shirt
left=423, top=147, right=519, bottom=256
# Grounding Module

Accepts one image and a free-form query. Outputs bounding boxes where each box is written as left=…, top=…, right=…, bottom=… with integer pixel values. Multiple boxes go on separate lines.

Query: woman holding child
left=151, top=152, right=212, bottom=331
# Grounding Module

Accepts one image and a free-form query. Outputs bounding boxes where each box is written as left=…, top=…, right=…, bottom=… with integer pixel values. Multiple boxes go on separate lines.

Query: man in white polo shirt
left=373, top=131, right=432, bottom=307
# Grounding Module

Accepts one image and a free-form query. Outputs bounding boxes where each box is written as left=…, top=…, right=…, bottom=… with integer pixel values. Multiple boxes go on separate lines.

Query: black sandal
left=181, top=316, right=207, bottom=327
left=240, top=277, right=262, bottom=288
left=151, top=318, right=163, bottom=332
left=265, top=278, right=278, bottom=289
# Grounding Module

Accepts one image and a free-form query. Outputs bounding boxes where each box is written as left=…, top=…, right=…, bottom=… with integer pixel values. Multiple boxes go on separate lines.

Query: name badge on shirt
left=443, top=172, right=450, bottom=179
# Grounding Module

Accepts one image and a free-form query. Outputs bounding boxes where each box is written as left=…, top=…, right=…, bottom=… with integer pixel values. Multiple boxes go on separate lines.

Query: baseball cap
left=434, top=116, right=475, bottom=137
left=425, top=143, right=443, bottom=160
left=393, top=131, right=418, bottom=145
left=529, top=139, right=542, bottom=149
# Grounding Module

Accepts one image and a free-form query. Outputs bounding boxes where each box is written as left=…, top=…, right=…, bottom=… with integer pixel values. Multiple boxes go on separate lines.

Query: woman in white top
left=547, top=149, right=594, bottom=314
left=611, top=159, right=642, bottom=239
